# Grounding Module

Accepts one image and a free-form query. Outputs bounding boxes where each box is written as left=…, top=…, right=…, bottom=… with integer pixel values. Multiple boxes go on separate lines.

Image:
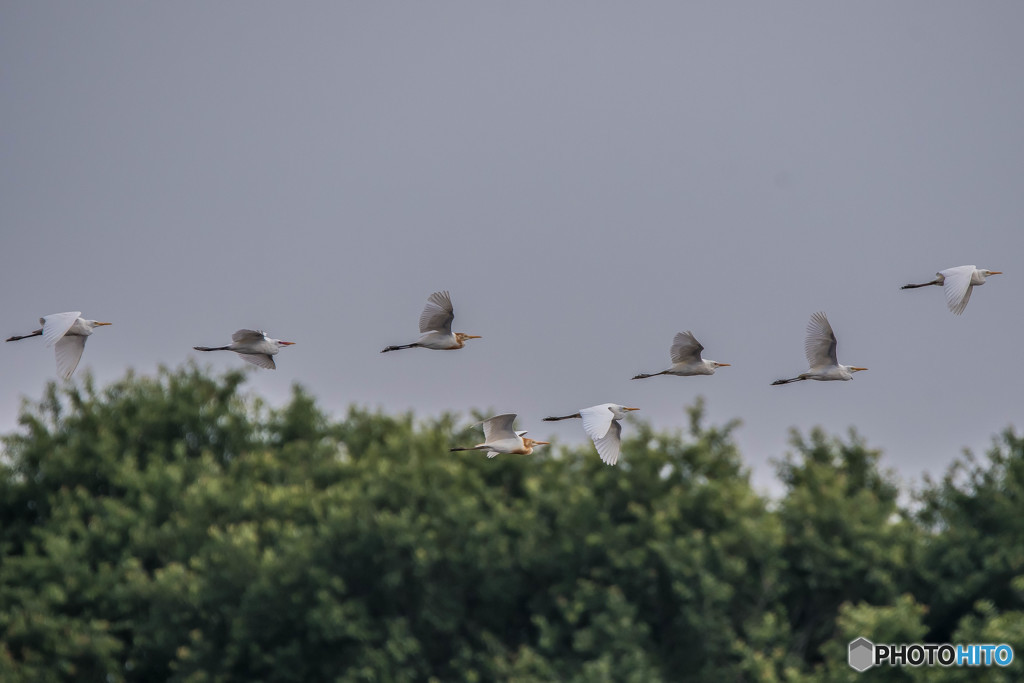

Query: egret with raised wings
left=381, top=290, right=480, bottom=353
left=194, top=330, right=294, bottom=369
left=450, top=414, right=549, bottom=458
left=5, top=311, right=112, bottom=379
left=772, top=312, right=866, bottom=386
left=901, top=265, right=1002, bottom=315
left=632, top=331, right=730, bottom=379
left=543, top=404, right=639, bottom=466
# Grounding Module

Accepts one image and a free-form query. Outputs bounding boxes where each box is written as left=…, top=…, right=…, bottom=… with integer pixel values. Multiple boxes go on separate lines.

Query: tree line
left=1, top=365, right=1021, bottom=681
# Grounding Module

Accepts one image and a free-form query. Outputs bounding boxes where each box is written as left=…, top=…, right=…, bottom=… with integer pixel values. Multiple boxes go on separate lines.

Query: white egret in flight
left=449, top=414, right=549, bottom=458
left=901, top=265, right=1002, bottom=315
left=632, top=331, right=730, bottom=379
left=543, top=404, right=639, bottom=466
left=772, top=312, right=866, bottom=386
left=5, top=312, right=112, bottom=379
left=381, top=290, right=480, bottom=353
left=194, top=330, right=294, bottom=369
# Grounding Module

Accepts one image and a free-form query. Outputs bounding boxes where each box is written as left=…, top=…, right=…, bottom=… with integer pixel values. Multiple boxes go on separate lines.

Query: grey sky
left=3, top=3, right=1022, bottom=493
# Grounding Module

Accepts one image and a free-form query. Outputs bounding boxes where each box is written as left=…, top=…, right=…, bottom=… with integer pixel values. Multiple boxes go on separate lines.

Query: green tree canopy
left=0, top=366, right=1021, bottom=681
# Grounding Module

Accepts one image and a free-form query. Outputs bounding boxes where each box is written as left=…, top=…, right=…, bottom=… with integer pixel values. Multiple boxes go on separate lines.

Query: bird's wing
left=42, top=312, right=82, bottom=348
left=592, top=419, right=623, bottom=466
left=419, top=291, right=454, bottom=334
left=481, top=414, right=518, bottom=443
left=232, top=329, right=266, bottom=343
left=670, top=331, right=704, bottom=364
left=952, top=285, right=974, bottom=315
left=804, top=312, right=838, bottom=368
left=54, top=335, right=87, bottom=379
left=238, top=353, right=276, bottom=370
left=580, top=404, right=615, bottom=441
left=940, top=266, right=975, bottom=315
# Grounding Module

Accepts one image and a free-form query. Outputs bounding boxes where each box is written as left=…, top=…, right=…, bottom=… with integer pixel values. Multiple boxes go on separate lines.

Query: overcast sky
left=3, top=3, right=1022, bottom=493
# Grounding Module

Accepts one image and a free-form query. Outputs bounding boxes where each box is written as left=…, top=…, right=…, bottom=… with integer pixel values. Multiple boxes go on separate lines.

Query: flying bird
left=901, top=265, right=1002, bottom=315
left=772, top=312, right=866, bottom=386
left=543, top=404, right=639, bottom=466
left=381, top=290, right=480, bottom=353
left=5, top=311, right=112, bottom=379
left=449, top=413, right=549, bottom=458
left=194, top=330, right=294, bottom=369
left=632, top=331, right=730, bottom=379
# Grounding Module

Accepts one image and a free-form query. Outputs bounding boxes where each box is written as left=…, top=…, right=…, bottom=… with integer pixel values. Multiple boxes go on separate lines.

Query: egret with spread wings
left=381, top=290, right=480, bottom=353
left=543, top=404, right=639, bottom=466
left=632, top=331, right=730, bottom=379
left=194, top=330, right=295, bottom=369
left=5, top=311, right=112, bottom=379
left=772, top=312, right=866, bottom=386
left=450, top=413, right=549, bottom=458
left=901, top=265, right=1002, bottom=315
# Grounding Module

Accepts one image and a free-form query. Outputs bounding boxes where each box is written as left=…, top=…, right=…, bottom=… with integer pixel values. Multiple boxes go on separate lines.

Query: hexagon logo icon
left=848, top=637, right=874, bottom=672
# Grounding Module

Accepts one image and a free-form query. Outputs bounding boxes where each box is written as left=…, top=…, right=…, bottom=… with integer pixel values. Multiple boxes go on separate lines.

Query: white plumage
left=632, top=331, right=730, bottom=379
left=382, top=290, right=481, bottom=353
left=450, top=413, right=548, bottom=457
left=194, top=329, right=295, bottom=369
left=5, top=311, right=112, bottom=379
left=901, top=265, right=1002, bottom=315
left=772, top=312, right=867, bottom=386
left=543, top=404, right=639, bottom=466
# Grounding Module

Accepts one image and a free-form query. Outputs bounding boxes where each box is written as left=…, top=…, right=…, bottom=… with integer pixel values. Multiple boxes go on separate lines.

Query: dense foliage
left=1, top=366, right=1021, bottom=681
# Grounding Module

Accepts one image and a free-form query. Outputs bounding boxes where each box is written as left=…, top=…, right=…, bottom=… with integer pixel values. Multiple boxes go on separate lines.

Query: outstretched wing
left=579, top=404, right=615, bottom=441
left=42, top=312, right=82, bottom=348
left=481, top=413, right=518, bottom=443
left=804, top=312, right=838, bottom=368
left=232, top=329, right=266, bottom=343
left=54, top=335, right=87, bottom=379
left=419, top=291, right=455, bottom=334
left=238, top=353, right=276, bottom=370
left=940, top=265, right=975, bottom=315
left=592, top=419, right=623, bottom=466
left=670, top=331, right=704, bottom=364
